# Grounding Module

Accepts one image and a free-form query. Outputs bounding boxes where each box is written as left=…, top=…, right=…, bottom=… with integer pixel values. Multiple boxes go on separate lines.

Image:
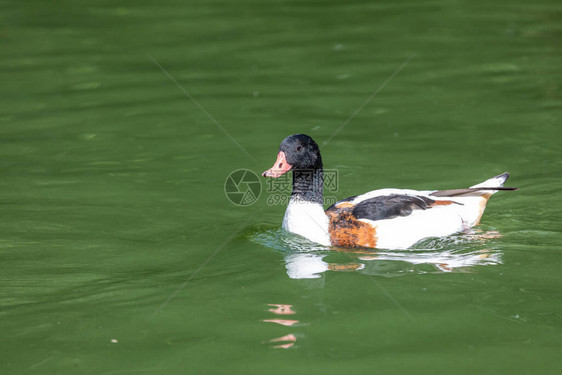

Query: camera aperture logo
left=224, top=169, right=261, bottom=206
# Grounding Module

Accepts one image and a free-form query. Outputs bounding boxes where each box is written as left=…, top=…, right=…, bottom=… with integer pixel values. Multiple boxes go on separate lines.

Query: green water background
left=1, top=0, right=561, bottom=373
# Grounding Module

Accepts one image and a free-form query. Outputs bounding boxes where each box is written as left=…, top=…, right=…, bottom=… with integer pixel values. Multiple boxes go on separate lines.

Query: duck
left=262, top=134, right=517, bottom=249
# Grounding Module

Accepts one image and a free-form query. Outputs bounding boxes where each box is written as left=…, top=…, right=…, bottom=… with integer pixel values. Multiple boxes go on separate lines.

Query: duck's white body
left=282, top=174, right=510, bottom=250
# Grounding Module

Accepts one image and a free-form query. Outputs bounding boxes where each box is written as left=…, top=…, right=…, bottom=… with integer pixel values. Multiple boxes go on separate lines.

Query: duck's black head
left=262, top=134, right=323, bottom=178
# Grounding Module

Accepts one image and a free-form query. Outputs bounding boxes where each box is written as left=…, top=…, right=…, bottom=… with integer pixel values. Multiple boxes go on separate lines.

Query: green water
left=2, top=0, right=561, bottom=373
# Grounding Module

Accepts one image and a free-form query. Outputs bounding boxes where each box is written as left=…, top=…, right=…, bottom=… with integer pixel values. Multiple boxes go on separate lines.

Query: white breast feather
left=282, top=198, right=331, bottom=246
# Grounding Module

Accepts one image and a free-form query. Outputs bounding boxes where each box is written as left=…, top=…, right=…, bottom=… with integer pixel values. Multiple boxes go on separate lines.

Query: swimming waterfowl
left=262, top=134, right=517, bottom=249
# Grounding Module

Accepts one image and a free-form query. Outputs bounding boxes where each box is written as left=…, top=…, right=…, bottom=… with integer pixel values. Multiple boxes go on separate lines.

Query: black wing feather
left=352, top=194, right=435, bottom=221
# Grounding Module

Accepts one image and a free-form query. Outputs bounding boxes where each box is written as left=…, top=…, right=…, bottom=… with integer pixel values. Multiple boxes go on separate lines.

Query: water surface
left=1, top=0, right=561, bottom=374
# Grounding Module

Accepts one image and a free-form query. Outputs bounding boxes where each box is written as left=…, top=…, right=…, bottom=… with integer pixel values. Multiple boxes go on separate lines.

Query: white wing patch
left=351, top=188, right=435, bottom=205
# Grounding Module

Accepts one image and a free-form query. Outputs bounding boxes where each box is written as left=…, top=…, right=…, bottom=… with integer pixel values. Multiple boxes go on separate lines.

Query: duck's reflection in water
left=285, top=248, right=501, bottom=279
left=251, top=227, right=503, bottom=279
left=267, top=304, right=296, bottom=315
left=262, top=304, right=300, bottom=349
left=283, top=231, right=503, bottom=279
left=262, top=318, right=299, bottom=326
left=254, top=229, right=504, bottom=348
left=266, top=334, right=297, bottom=349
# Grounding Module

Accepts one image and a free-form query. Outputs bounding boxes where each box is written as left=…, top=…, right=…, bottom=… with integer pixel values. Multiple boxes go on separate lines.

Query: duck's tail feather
left=430, top=172, right=518, bottom=198
left=470, top=172, right=511, bottom=189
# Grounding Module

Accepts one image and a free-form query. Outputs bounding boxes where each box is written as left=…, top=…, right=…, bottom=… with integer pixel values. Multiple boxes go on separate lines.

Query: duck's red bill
left=262, top=151, right=292, bottom=178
